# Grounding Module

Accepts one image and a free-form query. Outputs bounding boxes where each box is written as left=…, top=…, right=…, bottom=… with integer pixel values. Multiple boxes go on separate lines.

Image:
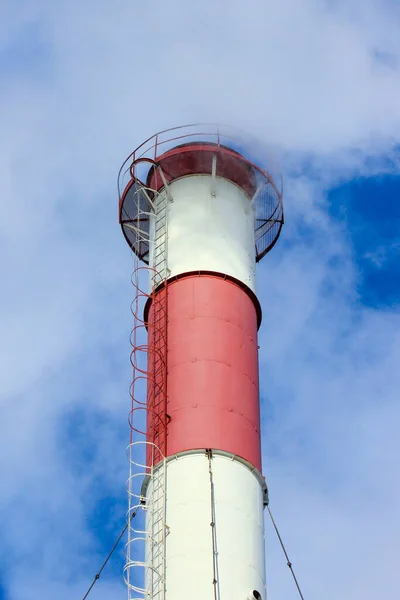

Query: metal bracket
left=124, top=222, right=150, bottom=239
left=158, top=166, right=173, bottom=202
left=140, top=186, right=156, bottom=211
left=210, top=154, right=217, bottom=197
left=248, top=182, right=263, bottom=213
left=262, top=480, right=269, bottom=507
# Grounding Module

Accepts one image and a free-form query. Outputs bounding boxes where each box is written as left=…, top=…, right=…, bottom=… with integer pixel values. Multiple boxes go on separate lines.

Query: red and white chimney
left=119, top=125, right=283, bottom=600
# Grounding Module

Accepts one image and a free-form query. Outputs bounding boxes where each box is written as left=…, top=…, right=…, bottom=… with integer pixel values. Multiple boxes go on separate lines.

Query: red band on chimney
left=147, top=274, right=262, bottom=471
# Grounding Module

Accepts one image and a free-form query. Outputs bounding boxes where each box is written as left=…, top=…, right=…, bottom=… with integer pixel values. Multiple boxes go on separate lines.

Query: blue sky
left=1, top=0, right=400, bottom=599
left=329, top=175, right=400, bottom=307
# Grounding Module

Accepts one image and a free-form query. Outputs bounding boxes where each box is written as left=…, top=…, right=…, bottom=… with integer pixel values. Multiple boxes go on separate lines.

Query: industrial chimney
left=118, top=124, right=284, bottom=600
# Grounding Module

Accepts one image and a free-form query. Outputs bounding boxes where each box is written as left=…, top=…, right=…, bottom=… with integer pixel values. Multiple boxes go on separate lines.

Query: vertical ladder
left=152, top=190, right=169, bottom=287
left=148, top=188, right=169, bottom=461
left=146, top=186, right=169, bottom=600
left=124, top=182, right=168, bottom=600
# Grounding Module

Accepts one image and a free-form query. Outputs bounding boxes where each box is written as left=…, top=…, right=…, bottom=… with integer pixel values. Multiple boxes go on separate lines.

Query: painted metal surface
left=145, top=452, right=266, bottom=600
left=155, top=174, right=257, bottom=293
left=147, top=274, right=262, bottom=471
